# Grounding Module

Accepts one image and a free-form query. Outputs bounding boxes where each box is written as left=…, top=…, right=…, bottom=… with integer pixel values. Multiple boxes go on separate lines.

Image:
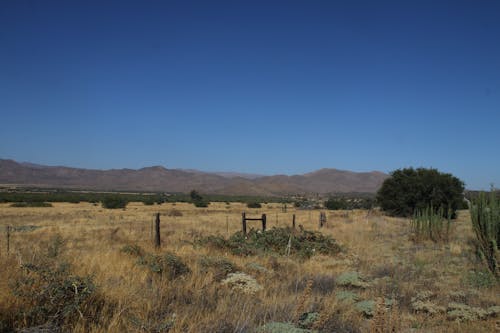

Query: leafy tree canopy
left=376, top=167, right=464, bottom=217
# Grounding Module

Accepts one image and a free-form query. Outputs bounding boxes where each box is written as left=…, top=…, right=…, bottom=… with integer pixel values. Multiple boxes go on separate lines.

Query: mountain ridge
left=0, top=159, right=389, bottom=195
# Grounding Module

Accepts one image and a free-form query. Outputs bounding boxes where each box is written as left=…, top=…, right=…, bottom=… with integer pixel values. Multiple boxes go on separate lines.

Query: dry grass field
left=0, top=202, right=498, bottom=332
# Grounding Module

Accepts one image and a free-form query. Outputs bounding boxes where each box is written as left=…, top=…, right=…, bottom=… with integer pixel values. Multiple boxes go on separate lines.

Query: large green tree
left=376, top=168, right=464, bottom=217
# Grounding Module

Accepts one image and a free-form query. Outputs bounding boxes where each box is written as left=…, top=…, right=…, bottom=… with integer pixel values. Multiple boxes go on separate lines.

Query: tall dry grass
left=0, top=202, right=497, bottom=332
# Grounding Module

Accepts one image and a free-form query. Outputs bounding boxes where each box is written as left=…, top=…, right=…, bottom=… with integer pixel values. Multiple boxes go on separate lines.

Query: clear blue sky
left=1, top=1, right=499, bottom=189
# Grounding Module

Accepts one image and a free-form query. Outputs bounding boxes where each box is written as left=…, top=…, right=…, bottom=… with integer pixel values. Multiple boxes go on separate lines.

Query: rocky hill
left=0, top=159, right=388, bottom=195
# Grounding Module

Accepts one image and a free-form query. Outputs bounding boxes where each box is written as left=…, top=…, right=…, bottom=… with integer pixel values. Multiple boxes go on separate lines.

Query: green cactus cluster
left=470, top=191, right=500, bottom=277
left=410, top=206, right=451, bottom=242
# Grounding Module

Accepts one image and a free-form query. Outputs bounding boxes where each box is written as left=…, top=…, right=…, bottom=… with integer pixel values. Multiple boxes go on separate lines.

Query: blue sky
left=1, top=1, right=499, bottom=189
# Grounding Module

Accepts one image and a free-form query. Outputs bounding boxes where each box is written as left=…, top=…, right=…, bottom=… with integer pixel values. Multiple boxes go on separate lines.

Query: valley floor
left=0, top=202, right=498, bottom=332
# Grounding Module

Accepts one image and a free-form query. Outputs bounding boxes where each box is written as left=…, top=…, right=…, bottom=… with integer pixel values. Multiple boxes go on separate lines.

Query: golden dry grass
left=0, top=202, right=498, bottom=332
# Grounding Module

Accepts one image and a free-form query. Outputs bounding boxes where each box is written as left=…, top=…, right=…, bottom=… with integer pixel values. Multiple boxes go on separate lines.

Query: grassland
left=0, top=202, right=498, bottom=332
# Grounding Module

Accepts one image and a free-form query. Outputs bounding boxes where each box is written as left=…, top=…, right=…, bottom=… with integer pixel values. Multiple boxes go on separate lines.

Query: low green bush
left=101, top=196, right=128, bottom=209
left=198, top=256, right=238, bottom=281
left=247, top=202, right=262, bottom=208
left=193, top=200, right=209, bottom=208
left=10, top=202, right=52, bottom=208
left=12, top=262, right=96, bottom=326
left=198, top=227, right=342, bottom=259
left=9, top=235, right=100, bottom=329
left=121, top=245, right=190, bottom=279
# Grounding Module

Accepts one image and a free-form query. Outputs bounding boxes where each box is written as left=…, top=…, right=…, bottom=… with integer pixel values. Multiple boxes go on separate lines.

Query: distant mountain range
left=0, top=159, right=388, bottom=196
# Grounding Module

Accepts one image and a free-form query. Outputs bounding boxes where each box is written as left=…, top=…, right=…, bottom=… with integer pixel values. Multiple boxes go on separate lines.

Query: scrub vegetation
left=0, top=196, right=498, bottom=332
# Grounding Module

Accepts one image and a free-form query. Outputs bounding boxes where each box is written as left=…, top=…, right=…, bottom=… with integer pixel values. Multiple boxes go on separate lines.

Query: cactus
left=470, top=191, right=500, bottom=277
left=410, top=206, right=451, bottom=242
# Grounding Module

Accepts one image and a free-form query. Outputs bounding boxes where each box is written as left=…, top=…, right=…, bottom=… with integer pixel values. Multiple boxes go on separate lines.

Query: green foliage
left=335, top=290, right=360, bottom=303
left=142, top=197, right=156, bottom=205
left=354, top=300, right=375, bottom=317
left=294, top=201, right=304, bottom=208
left=101, top=196, right=128, bottom=209
left=120, top=244, right=144, bottom=257
left=324, top=197, right=374, bottom=210
left=128, top=315, right=175, bottom=332
left=411, top=206, right=451, bottom=243
left=198, top=256, right=238, bottom=281
left=190, top=190, right=209, bottom=207
left=47, top=234, right=66, bottom=258
left=464, top=270, right=497, bottom=288
left=470, top=191, right=500, bottom=277
left=10, top=238, right=97, bottom=328
left=0, top=189, right=285, bottom=205
left=198, top=227, right=342, bottom=259
left=257, top=322, right=316, bottom=333
left=190, top=190, right=202, bottom=201
left=193, top=200, right=209, bottom=207
left=336, top=271, right=370, bottom=288
left=324, top=198, right=348, bottom=210
left=12, top=263, right=96, bottom=326
left=376, top=167, right=464, bottom=217
left=122, top=246, right=190, bottom=279
left=297, top=312, right=320, bottom=329
left=10, top=202, right=52, bottom=207
left=9, top=225, right=41, bottom=232
left=247, top=202, right=262, bottom=208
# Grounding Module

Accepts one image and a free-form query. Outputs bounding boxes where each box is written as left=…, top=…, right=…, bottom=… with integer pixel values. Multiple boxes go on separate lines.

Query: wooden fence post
left=262, top=214, right=267, bottom=231
left=6, top=226, right=10, bottom=255
left=319, top=212, right=326, bottom=228
left=242, top=212, right=247, bottom=235
left=154, top=213, right=161, bottom=248
left=292, top=214, right=296, bottom=229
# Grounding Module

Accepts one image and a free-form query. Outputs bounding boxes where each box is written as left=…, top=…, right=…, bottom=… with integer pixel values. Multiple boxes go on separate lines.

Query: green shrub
left=193, top=200, right=209, bottom=207
left=294, top=201, right=303, bottom=208
left=190, top=190, right=203, bottom=201
left=10, top=202, right=52, bottom=207
left=101, top=196, right=128, bottom=209
left=198, top=256, right=238, bottom=281
left=325, top=197, right=374, bottom=210
left=470, top=191, right=500, bottom=276
left=10, top=238, right=99, bottom=328
left=12, top=262, right=96, bottom=327
left=247, top=202, right=262, bottom=208
left=257, top=322, right=314, bottom=333
left=324, top=198, right=348, bottom=210
left=198, top=227, right=342, bottom=259
left=376, top=167, right=464, bottom=217
left=464, top=270, right=496, bottom=288
left=120, top=244, right=144, bottom=257
left=136, top=252, right=190, bottom=279
left=336, top=271, right=370, bottom=288
left=411, top=206, right=451, bottom=243
left=47, top=234, right=66, bottom=258
left=355, top=300, right=375, bottom=317
left=142, top=197, right=156, bottom=205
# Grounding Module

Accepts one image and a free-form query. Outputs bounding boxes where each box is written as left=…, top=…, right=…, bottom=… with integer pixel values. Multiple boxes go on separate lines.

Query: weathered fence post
left=154, top=213, right=161, bottom=248
left=6, top=225, right=11, bottom=255
left=262, top=214, right=267, bottom=231
left=292, top=214, right=296, bottom=229
left=319, top=212, right=326, bottom=228
left=242, top=212, right=247, bottom=235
